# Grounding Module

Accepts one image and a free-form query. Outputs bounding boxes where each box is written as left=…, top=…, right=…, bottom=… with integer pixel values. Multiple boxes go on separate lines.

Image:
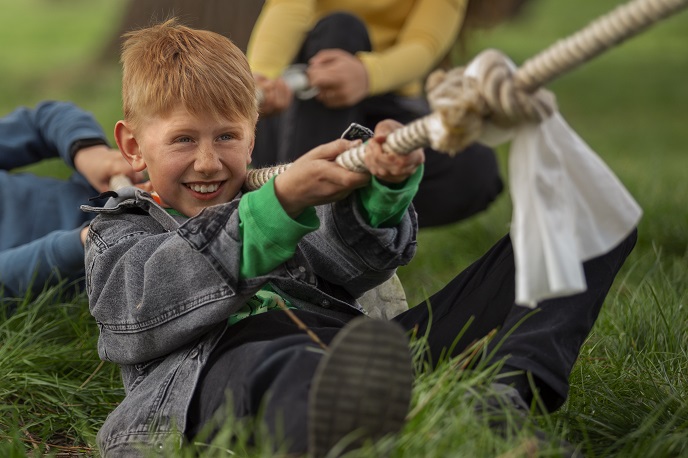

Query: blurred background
left=1, top=0, right=686, bottom=303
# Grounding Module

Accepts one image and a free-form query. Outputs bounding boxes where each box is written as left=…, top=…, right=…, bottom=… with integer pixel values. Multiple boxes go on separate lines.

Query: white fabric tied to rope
left=461, top=52, right=642, bottom=307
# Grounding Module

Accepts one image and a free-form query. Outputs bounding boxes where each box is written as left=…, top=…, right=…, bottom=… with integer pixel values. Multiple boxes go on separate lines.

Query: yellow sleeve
left=357, top=0, right=467, bottom=95
left=246, top=0, right=316, bottom=78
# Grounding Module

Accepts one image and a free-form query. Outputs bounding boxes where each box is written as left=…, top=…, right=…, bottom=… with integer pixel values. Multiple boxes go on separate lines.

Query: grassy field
left=1, top=0, right=687, bottom=456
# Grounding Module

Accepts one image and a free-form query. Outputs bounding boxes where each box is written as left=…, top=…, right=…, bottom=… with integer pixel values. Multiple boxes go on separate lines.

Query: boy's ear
left=114, top=120, right=147, bottom=172
left=246, top=136, right=255, bottom=166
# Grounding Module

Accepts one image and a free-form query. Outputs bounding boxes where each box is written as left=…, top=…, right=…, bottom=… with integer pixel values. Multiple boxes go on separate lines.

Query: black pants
left=187, top=229, right=638, bottom=451
left=252, top=12, right=504, bottom=228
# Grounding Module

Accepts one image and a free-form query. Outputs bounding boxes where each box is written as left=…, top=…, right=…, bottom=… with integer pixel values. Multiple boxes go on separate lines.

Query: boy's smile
left=183, top=180, right=224, bottom=202
left=116, top=106, right=255, bottom=217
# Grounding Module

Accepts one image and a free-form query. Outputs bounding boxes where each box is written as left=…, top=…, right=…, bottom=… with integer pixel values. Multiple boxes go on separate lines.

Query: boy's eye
left=218, top=133, right=234, bottom=141
left=175, top=136, right=193, bottom=143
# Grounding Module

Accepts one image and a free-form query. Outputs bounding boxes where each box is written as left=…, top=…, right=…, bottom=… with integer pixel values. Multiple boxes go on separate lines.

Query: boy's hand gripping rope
left=243, top=0, right=688, bottom=191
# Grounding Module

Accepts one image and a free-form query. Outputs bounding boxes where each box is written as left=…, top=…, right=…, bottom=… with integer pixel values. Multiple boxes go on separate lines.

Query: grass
left=1, top=0, right=687, bottom=456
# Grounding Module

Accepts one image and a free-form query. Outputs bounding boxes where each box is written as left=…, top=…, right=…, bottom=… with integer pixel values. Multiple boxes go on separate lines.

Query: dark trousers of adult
left=186, top=229, right=638, bottom=452
left=252, top=12, right=504, bottom=228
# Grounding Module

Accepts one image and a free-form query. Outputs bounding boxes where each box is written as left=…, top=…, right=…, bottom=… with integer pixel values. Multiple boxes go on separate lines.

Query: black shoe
left=308, top=316, right=414, bottom=457
left=472, top=383, right=584, bottom=457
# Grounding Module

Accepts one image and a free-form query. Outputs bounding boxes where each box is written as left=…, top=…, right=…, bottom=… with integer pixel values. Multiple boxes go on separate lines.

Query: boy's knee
left=248, top=336, right=323, bottom=401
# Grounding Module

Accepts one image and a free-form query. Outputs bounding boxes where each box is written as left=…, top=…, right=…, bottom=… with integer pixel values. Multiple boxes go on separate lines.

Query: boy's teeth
left=189, top=183, right=219, bottom=193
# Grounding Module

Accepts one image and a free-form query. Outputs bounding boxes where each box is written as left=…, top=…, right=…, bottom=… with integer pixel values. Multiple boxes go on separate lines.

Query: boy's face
left=118, top=105, right=254, bottom=217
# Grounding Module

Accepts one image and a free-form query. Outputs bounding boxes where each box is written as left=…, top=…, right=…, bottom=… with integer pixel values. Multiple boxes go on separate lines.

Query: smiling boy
left=84, top=18, right=637, bottom=458
left=84, top=18, right=423, bottom=457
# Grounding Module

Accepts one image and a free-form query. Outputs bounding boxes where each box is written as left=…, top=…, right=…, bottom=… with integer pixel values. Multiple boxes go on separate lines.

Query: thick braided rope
left=244, top=0, right=688, bottom=191
left=514, top=0, right=688, bottom=92
left=244, top=163, right=292, bottom=191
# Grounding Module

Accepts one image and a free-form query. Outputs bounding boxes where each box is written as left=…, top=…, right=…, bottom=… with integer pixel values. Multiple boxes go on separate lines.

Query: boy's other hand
left=363, top=120, right=424, bottom=184
left=274, top=139, right=370, bottom=218
left=74, top=144, right=146, bottom=193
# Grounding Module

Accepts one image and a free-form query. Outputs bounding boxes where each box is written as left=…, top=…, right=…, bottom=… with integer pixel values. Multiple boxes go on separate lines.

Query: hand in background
left=255, top=73, right=293, bottom=116
left=74, top=144, right=146, bottom=193
left=308, top=49, right=369, bottom=108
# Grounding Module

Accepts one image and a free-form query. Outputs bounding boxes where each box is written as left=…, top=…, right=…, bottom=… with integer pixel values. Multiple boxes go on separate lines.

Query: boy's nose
left=194, top=147, right=222, bottom=175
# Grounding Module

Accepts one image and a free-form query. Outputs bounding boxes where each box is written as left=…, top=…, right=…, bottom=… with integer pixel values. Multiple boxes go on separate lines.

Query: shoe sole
left=308, top=316, right=414, bottom=457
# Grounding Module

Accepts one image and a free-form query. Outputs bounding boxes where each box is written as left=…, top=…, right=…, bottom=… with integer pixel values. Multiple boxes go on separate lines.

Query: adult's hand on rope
left=254, top=73, right=293, bottom=116
left=74, top=144, right=146, bottom=193
left=273, top=138, right=370, bottom=219
left=308, top=49, right=369, bottom=108
left=363, top=120, right=425, bottom=184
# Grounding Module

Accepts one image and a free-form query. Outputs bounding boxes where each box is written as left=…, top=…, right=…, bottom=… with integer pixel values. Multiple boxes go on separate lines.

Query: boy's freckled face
left=135, top=106, right=254, bottom=217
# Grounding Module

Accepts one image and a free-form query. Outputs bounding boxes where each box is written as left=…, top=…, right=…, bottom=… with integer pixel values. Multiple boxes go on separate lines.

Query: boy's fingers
left=373, top=119, right=403, bottom=138
left=305, top=138, right=359, bottom=161
left=364, top=142, right=424, bottom=182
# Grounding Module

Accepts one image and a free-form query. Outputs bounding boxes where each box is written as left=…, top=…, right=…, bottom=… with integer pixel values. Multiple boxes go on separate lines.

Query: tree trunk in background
left=100, top=0, right=265, bottom=62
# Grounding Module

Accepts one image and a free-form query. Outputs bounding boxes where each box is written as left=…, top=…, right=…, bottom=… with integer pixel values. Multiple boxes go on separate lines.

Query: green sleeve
left=238, top=177, right=319, bottom=279
left=357, top=164, right=423, bottom=228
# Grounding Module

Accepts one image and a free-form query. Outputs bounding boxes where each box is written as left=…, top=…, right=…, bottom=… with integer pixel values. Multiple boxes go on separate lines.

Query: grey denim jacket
left=81, top=186, right=417, bottom=456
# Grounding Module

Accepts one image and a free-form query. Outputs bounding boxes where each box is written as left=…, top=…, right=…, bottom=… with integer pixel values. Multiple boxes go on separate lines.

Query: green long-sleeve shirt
left=238, top=166, right=422, bottom=279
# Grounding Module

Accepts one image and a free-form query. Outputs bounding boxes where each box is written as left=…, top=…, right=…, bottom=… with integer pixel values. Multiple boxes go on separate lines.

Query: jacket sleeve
left=0, top=228, right=86, bottom=299
left=301, top=192, right=418, bottom=299
left=86, top=202, right=270, bottom=365
left=0, top=100, right=108, bottom=171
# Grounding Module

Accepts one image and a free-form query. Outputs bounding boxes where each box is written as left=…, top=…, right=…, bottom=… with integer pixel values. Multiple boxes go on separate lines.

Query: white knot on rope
left=424, top=49, right=557, bottom=155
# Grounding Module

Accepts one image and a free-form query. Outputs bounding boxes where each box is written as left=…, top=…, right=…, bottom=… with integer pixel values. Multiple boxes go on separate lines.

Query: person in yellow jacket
left=247, top=0, right=504, bottom=227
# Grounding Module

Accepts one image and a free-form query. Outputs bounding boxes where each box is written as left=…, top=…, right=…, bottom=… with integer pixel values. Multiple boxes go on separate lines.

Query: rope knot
left=426, top=49, right=557, bottom=154
left=475, top=49, right=557, bottom=126
left=424, top=67, right=487, bottom=155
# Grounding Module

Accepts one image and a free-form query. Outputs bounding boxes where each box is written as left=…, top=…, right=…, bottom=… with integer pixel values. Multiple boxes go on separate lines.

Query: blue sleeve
left=0, top=101, right=108, bottom=171
left=0, top=227, right=86, bottom=299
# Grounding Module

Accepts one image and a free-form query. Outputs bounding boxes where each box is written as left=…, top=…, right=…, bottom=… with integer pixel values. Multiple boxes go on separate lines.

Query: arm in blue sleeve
left=0, top=101, right=108, bottom=171
left=0, top=227, right=86, bottom=299
left=238, top=177, right=319, bottom=279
